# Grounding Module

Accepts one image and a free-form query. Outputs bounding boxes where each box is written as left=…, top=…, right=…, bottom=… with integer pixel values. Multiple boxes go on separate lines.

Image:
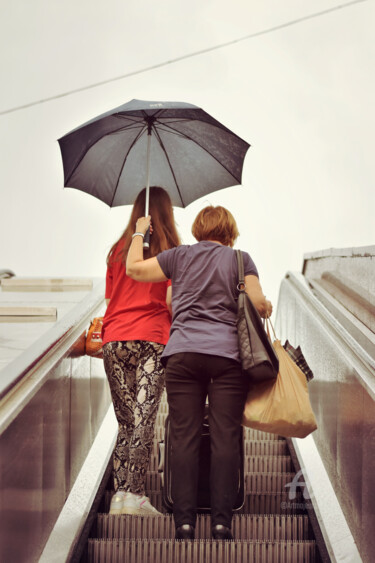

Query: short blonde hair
left=191, top=206, right=239, bottom=247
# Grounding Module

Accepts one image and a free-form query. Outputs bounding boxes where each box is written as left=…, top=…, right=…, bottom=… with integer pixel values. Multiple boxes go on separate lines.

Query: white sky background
left=0, top=0, right=374, bottom=308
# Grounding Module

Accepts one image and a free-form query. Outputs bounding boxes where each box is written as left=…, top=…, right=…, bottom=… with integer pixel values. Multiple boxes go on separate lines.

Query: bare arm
left=126, top=216, right=168, bottom=282
left=245, top=275, right=273, bottom=318
left=166, top=285, right=172, bottom=316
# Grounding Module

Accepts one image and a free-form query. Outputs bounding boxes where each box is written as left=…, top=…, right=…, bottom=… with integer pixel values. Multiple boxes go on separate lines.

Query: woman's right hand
left=135, top=216, right=152, bottom=235
left=264, top=299, right=273, bottom=319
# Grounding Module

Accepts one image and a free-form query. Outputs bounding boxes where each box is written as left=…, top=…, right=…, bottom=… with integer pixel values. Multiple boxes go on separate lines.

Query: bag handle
left=237, top=249, right=274, bottom=332
left=264, top=316, right=277, bottom=340
left=235, top=249, right=245, bottom=292
left=236, top=251, right=277, bottom=342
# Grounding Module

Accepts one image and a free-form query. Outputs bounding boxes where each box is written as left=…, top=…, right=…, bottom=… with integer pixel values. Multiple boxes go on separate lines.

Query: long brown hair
left=107, top=187, right=180, bottom=264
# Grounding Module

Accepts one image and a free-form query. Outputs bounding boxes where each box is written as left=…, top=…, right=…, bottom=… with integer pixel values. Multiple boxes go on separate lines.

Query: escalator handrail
left=278, top=271, right=375, bottom=398
left=0, top=279, right=105, bottom=401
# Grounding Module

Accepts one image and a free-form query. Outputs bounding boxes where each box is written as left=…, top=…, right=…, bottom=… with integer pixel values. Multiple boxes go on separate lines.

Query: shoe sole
left=109, top=507, right=123, bottom=515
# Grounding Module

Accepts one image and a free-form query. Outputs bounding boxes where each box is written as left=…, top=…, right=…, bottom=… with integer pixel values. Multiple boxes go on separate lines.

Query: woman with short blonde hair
left=191, top=205, right=239, bottom=247
left=126, top=204, right=272, bottom=539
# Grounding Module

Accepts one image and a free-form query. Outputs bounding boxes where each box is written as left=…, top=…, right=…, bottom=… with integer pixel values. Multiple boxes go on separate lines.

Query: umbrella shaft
left=143, top=132, right=151, bottom=249
left=145, top=132, right=151, bottom=217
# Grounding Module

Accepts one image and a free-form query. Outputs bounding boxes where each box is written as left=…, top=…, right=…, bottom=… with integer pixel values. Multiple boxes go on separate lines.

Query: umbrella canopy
left=58, top=99, right=250, bottom=208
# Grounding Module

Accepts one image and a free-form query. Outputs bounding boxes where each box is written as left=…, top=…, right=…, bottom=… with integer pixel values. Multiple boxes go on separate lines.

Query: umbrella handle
left=143, top=228, right=150, bottom=248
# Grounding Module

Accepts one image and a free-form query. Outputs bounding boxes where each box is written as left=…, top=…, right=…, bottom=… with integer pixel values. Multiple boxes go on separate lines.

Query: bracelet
left=132, top=232, right=145, bottom=239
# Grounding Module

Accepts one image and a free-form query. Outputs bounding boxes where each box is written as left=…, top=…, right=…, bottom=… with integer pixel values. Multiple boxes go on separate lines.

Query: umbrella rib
left=152, top=124, right=188, bottom=138
left=155, top=117, right=192, bottom=124
left=154, top=119, right=243, bottom=183
left=115, top=115, right=146, bottom=125
left=108, top=123, right=146, bottom=135
left=152, top=126, right=185, bottom=206
left=110, top=126, right=147, bottom=207
left=142, top=108, right=164, bottom=119
left=110, top=110, right=171, bottom=206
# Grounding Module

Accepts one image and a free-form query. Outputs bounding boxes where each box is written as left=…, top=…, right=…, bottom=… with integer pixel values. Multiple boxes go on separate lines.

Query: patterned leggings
left=102, top=340, right=165, bottom=494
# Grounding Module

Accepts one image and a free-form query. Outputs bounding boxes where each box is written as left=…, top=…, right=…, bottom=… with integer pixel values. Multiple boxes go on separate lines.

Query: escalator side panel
left=0, top=332, right=111, bottom=562
left=276, top=273, right=375, bottom=563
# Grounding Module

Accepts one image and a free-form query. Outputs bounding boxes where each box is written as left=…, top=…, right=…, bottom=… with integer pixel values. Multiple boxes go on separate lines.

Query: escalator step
left=154, top=413, right=284, bottom=442
left=151, top=439, right=289, bottom=458
left=87, top=538, right=316, bottom=563
left=141, top=472, right=296, bottom=492
left=143, top=451, right=293, bottom=473
left=245, top=473, right=296, bottom=492
left=159, top=395, right=168, bottom=407
left=95, top=513, right=311, bottom=540
left=245, top=456, right=293, bottom=473
left=153, top=426, right=286, bottom=445
left=103, top=491, right=307, bottom=515
left=245, top=473, right=296, bottom=491
left=244, top=441, right=288, bottom=456
left=243, top=428, right=284, bottom=441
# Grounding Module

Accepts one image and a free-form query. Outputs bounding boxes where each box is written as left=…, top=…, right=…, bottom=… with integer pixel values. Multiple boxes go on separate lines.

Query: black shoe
left=175, top=524, right=195, bottom=540
left=212, top=524, right=233, bottom=540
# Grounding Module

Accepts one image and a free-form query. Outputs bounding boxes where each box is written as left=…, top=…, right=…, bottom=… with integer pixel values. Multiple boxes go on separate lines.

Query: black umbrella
left=58, top=99, right=250, bottom=245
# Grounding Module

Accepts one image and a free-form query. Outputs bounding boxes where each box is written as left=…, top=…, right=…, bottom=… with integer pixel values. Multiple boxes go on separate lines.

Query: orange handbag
left=85, top=317, right=104, bottom=358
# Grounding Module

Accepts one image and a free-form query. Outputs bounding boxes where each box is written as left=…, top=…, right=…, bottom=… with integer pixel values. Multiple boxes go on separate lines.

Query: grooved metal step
left=243, top=428, right=284, bottom=441
left=154, top=425, right=285, bottom=444
left=245, top=456, right=293, bottom=473
left=89, top=390, right=319, bottom=561
left=95, top=513, right=311, bottom=540
left=158, top=397, right=169, bottom=409
left=104, top=491, right=308, bottom=515
left=150, top=453, right=292, bottom=475
left=141, top=471, right=296, bottom=492
left=151, top=439, right=289, bottom=459
left=244, top=440, right=288, bottom=456
left=155, top=412, right=284, bottom=442
left=87, top=538, right=316, bottom=563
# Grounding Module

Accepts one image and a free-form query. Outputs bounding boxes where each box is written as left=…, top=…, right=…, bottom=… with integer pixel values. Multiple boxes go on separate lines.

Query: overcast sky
left=0, top=0, right=374, bottom=307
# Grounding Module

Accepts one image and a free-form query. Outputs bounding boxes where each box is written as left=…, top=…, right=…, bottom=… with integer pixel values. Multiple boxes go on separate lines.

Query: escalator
left=2, top=245, right=373, bottom=562
left=80, top=245, right=375, bottom=563
left=83, top=392, right=323, bottom=563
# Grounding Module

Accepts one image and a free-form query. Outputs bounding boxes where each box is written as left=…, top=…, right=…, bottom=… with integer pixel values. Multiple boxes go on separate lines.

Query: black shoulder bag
left=236, top=249, right=279, bottom=383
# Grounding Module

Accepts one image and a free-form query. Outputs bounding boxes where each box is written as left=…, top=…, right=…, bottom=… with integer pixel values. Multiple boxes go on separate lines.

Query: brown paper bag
left=242, top=339, right=317, bottom=438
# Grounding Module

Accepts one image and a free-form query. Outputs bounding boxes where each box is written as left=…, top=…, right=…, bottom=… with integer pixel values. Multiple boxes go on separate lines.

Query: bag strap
left=235, top=249, right=245, bottom=292
left=265, top=316, right=277, bottom=340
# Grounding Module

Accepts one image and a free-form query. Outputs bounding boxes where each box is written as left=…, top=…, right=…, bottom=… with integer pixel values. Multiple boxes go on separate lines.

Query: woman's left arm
left=126, top=216, right=168, bottom=283
left=166, top=285, right=172, bottom=316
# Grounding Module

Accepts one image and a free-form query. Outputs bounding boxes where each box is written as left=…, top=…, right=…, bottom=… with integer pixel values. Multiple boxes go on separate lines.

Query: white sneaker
left=121, top=492, right=162, bottom=516
left=109, top=490, right=127, bottom=515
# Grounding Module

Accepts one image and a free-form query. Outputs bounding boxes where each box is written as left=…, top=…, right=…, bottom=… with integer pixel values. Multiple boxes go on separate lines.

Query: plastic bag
left=242, top=339, right=317, bottom=438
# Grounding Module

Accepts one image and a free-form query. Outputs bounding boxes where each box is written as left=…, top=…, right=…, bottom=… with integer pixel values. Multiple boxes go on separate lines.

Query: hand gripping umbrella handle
left=143, top=228, right=150, bottom=249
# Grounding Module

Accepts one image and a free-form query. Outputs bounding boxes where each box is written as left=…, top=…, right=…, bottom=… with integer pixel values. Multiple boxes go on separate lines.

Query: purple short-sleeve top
left=157, top=241, right=259, bottom=364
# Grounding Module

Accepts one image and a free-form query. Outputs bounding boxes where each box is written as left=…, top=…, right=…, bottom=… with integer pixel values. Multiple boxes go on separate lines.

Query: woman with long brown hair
left=102, top=186, right=180, bottom=516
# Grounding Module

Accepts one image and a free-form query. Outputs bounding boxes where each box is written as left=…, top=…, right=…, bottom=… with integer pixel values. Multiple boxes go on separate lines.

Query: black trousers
left=165, top=352, right=248, bottom=529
